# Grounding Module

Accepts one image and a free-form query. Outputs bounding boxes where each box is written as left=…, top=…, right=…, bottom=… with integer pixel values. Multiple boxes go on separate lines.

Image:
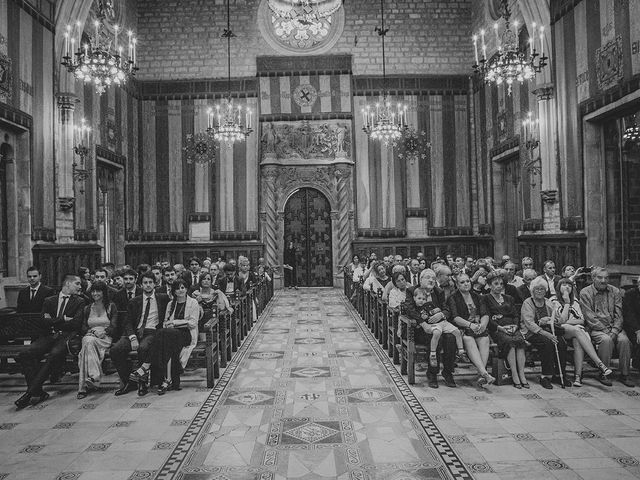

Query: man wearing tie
left=15, top=274, right=85, bottom=409
left=155, top=266, right=176, bottom=298
left=184, top=257, right=201, bottom=289
left=113, top=269, right=142, bottom=339
left=110, top=272, right=169, bottom=396
left=16, top=266, right=55, bottom=314
left=408, top=259, right=421, bottom=287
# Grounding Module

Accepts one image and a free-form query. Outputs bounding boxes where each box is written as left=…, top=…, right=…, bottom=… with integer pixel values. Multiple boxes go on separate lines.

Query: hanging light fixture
left=72, top=118, right=92, bottom=194
left=61, top=0, right=138, bottom=95
left=268, top=0, right=342, bottom=23
left=207, top=0, right=253, bottom=145
left=361, top=0, right=409, bottom=145
left=624, top=115, right=640, bottom=143
left=472, top=0, right=547, bottom=94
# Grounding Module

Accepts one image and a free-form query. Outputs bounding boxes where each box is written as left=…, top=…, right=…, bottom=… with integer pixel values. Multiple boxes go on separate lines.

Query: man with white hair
left=435, top=265, right=454, bottom=300
left=581, top=267, right=632, bottom=386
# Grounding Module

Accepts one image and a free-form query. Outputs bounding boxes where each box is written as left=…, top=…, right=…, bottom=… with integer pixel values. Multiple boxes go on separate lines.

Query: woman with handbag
left=149, top=279, right=200, bottom=394
left=76, top=281, right=118, bottom=399
left=191, top=272, right=232, bottom=335
left=553, top=278, right=612, bottom=386
left=483, top=271, right=528, bottom=388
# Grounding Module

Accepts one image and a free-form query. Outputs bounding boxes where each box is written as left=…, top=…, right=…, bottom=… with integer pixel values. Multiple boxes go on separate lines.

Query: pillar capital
left=56, top=92, right=79, bottom=111
left=533, top=85, right=554, bottom=101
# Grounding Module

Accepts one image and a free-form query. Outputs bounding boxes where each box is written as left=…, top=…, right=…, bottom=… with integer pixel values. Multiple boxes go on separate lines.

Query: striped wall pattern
left=139, top=98, right=259, bottom=234
left=259, top=74, right=351, bottom=116
left=354, top=93, right=472, bottom=230
left=553, top=0, right=640, bottom=220
left=0, top=0, right=55, bottom=232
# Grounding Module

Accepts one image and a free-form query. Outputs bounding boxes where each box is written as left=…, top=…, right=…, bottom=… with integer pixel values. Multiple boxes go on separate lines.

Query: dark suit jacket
left=125, top=293, right=170, bottom=338
left=238, top=271, right=260, bottom=293
left=517, top=284, right=531, bottom=303
left=623, top=288, right=640, bottom=340
left=42, top=294, right=86, bottom=333
left=403, top=285, right=450, bottom=326
left=216, top=275, right=244, bottom=296
left=16, top=284, right=55, bottom=314
left=447, top=290, right=482, bottom=321
left=541, top=275, right=561, bottom=298
left=76, top=301, right=119, bottom=337
left=183, top=271, right=200, bottom=289
left=113, top=286, right=143, bottom=312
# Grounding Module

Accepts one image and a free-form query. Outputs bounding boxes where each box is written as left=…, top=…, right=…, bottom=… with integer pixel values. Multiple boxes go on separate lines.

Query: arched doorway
left=284, top=188, right=333, bottom=287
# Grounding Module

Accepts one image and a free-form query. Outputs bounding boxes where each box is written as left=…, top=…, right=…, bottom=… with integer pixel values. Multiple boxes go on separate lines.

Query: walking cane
left=549, top=319, right=565, bottom=389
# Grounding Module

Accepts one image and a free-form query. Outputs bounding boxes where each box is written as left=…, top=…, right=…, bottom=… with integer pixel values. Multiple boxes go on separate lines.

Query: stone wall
left=135, top=0, right=473, bottom=80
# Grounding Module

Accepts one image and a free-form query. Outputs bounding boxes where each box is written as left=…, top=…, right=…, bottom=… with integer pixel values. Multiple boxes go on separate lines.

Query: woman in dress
left=483, top=271, right=528, bottom=388
left=191, top=272, right=233, bottom=335
left=150, top=279, right=200, bottom=394
left=554, top=278, right=612, bottom=386
left=76, top=281, right=118, bottom=399
left=448, top=273, right=495, bottom=387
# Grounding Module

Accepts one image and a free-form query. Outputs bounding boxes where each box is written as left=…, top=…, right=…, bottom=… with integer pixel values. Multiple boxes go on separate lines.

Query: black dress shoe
left=138, top=382, right=149, bottom=396
left=14, top=393, right=32, bottom=410
left=540, top=376, right=553, bottom=389
left=443, top=375, right=457, bottom=388
left=33, top=391, right=49, bottom=405
left=114, top=382, right=137, bottom=396
left=427, top=374, right=439, bottom=389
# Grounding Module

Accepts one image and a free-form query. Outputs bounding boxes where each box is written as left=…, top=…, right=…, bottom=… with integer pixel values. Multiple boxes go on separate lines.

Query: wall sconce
left=73, top=117, right=92, bottom=194
left=521, top=111, right=541, bottom=187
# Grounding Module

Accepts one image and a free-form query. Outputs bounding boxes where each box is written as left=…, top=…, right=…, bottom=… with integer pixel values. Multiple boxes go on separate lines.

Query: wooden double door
left=284, top=188, right=333, bottom=287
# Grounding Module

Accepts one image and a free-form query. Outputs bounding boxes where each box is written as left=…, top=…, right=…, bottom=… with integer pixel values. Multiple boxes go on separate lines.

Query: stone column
left=534, top=85, right=560, bottom=232
left=55, top=93, right=79, bottom=243
left=333, top=166, right=352, bottom=274
left=260, top=166, right=279, bottom=271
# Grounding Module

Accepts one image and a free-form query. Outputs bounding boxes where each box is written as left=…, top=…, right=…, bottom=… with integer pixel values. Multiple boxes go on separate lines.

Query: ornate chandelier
left=624, top=115, right=640, bottom=143
left=61, top=1, right=138, bottom=95
left=268, top=0, right=342, bottom=23
left=207, top=0, right=253, bottom=145
left=361, top=0, right=409, bottom=145
left=472, top=0, right=547, bottom=94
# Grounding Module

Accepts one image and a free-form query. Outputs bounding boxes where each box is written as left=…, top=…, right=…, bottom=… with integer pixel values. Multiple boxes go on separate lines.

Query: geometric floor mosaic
left=154, top=288, right=474, bottom=480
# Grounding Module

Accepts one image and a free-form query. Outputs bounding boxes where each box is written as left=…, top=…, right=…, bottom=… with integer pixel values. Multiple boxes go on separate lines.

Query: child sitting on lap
left=410, top=287, right=466, bottom=367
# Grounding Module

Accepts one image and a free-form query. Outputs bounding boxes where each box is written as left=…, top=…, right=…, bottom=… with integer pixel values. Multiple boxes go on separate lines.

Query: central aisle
left=156, top=288, right=473, bottom=480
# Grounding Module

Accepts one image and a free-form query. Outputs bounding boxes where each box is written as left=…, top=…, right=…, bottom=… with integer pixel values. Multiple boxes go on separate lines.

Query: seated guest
left=540, top=260, right=561, bottom=299
left=581, top=267, right=633, bottom=386
left=111, top=271, right=124, bottom=290
left=17, top=266, right=55, bottom=314
left=504, top=261, right=524, bottom=288
left=554, top=279, right=612, bottom=386
left=151, top=265, right=164, bottom=288
left=156, top=266, right=177, bottom=298
left=93, top=268, right=118, bottom=301
left=516, top=257, right=534, bottom=278
left=521, top=277, right=569, bottom=389
left=346, top=254, right=361, bottom=279
left=209, top=262, right=222, bottom=287
left=113, top=269, right=142, bottom=312
left=387, top=270, right=408, bottom=308
left=78, top=266, right=92, bottom=295
left=174, top=263, right=187, bottom=280
left=405, top=287, right=466, bottom=368
left=464, top=256, right=475, bottom=275
left=135, top=263, right=151, bottom=283
left=623, top=278, right=640, bottom=372
left=76, top=282, right=118, bottom=399
left=517, top=269, right=537, bottom=302
left=561, top=264, right=590, bottom=292
left=192, top=273, right=233, bottom=331
left=448, top=273, right=495, bottom=387
left=435, top=265, right=455, bottom=301
left=471, top=265, right=489, bottom=295
left=483, top=271, right=528, bottom=389
left=15, top=275, right=85, bottom=409
left=363, top=261, right=388, bottom=293
left=147, top=280, right=200, bottom=394
left=408, top=259, right=422, bottom=287
left=217, top=262, right=243, bottom=296
left=184, top=257, right=201, bottom=289
left=111, top=272, right=170, bottom=396
left=496, top=268, right=521, bottom=304
left=403, top=269, right=457, bottom=388
left=238, top=256, right=259, bottom=293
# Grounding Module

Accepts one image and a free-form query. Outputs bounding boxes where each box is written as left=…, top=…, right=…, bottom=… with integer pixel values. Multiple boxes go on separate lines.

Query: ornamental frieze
left=261, top=120, right=351, bottom=161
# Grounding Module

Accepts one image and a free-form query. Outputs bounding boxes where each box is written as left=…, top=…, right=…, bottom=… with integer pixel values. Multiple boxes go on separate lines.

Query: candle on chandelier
left=84, top=43, right=89, bottom=58
left=132, top=38, right=137, bottom=65
left=480, top=29, right=486, bottom=60
left=531, top=22, right=537, bottom=52
left=127, top=30, right=133, bottom=62
left=247, top=109, right=252, bottom=129
left=207, top=108, right=213, bottom=129
left=64, top=25, right=71, bottom=57
left=513, top=20, right=519, bottom=37
left=493, top=23, right=500, bottom=49
left=539, top=26, right=544, bottom=57
left=114, top=25, right=119, bottom=52
left=94, top=20, right=100, bottom=44
left=473, top=35, right=479, bottom=65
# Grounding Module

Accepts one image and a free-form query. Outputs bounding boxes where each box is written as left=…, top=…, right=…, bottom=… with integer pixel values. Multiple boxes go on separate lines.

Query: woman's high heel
left=158, top=379, right=172, bottom=395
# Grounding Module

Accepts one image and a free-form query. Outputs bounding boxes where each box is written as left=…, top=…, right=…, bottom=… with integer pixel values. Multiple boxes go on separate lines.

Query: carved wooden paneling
left=351, top=237, right=494, bottom=262
left=125, top=242, right=265, bottom=267
left=32, top=244, right=102, bottom=287
left=518, top=234, right=586, bottom=271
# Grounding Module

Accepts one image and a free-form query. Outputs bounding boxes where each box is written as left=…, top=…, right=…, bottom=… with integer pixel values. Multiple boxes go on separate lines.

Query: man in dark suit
left=217, top=262, right=243, bottom=296
left=110, top=272, right=169, bottom=396
left=184, top=256, right=201, bottom=289
left=112, top=269, right=142, bottom=338
left=238, top=256, right=259, bottom=293
left=15, top=274, right=85, bottom=409
left=16, top=266, right=55, bottom=314
left=402, top=268, right=456, bottom=389
left=155, top=266, right=176, bottom=298
left=93, top=267, right=119, bottom=301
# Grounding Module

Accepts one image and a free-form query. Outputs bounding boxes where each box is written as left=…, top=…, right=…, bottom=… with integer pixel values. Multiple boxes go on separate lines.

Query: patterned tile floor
left=0, top=288, right=639, bottom=480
